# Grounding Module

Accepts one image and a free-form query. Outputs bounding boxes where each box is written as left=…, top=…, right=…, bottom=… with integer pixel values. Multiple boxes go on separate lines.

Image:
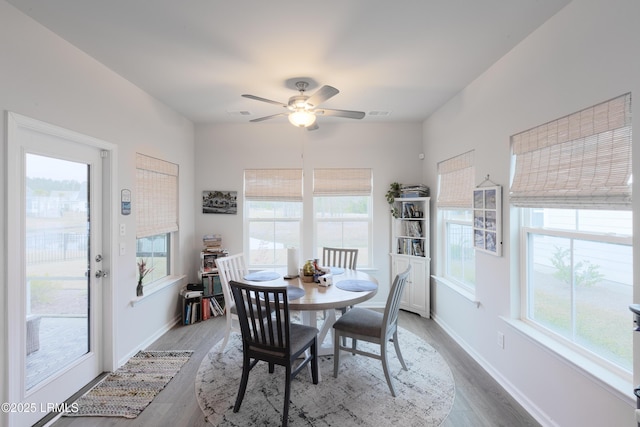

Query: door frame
left=4, top=112, right=116, bottom=426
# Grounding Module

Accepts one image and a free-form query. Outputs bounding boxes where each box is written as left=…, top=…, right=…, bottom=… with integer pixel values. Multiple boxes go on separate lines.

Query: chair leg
left=220, top=313, right=233, bottom=351
left=269, top=362, right=275, bottom=373
left=283, top=365, right=292, bottom=427
left=333, top=331, right=340, bottom=378
left=392, top=330, right=407, bottom=370
left=311, top=338, right=319, bottom=384
left=336, top=308, right=348, bottom=346
left=380, top=341, right=397, bottom=397
left=234, top=353, right=251, bottom=412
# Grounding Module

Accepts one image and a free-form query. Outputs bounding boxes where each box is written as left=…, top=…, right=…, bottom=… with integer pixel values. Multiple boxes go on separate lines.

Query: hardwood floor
left=47, top=311, right=540, bottom=427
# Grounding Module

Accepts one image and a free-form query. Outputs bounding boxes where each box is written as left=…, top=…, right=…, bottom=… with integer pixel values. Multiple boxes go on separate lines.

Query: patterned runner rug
left=66, top=350, right=193, bottom=418
left=196, top=328, right=455, bottom=426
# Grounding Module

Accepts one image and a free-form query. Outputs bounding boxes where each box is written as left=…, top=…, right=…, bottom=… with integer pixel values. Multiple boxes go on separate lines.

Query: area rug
left=66, top=350, right=193, bottom=418
left=196, top=329, right=455, bottom=426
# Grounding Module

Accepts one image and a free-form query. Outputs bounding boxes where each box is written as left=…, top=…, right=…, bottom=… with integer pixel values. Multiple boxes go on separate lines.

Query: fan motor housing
left=288, top=95, right=310, bottom=111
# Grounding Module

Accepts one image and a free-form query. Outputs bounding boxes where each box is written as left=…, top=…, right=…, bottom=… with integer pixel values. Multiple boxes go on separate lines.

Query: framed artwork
left=472, top=185, right=502, bottom=256
left=202, top=190, right=237, bottom=214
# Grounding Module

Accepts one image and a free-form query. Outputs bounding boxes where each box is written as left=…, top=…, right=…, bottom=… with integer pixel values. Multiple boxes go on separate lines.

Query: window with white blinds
left=510, top=93, right=632, bottom=209
left=313, top=168, right=372, bottom=195
left=244, top=169, right=303, bottom=201
left=437, top=150, right=475, bottom=208
left=135, top=153, right=179, bottom=239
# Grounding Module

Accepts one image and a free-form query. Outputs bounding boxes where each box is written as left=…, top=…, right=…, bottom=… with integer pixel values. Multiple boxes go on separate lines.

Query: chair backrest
left=382, top=265, right=412, bottom=339
left=322, top=247, right=359, bottom=269
left=230, top=280, right=292, bottom=359
left=215, top=253, right=248, bottom=309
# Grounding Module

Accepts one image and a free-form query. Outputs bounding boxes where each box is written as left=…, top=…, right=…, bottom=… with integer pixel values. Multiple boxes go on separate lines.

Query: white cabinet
left=390, top=197, right=430, bottom=318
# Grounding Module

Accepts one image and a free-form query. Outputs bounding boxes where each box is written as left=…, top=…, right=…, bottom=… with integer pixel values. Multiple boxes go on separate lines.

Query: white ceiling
left=7, top=0, right=570, bottom=125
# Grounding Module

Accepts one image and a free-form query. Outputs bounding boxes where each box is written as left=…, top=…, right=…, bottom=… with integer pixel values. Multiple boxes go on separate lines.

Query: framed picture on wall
left=202, top=190, right=237, bottom=214
left=472, top=186, right=502, bottom=256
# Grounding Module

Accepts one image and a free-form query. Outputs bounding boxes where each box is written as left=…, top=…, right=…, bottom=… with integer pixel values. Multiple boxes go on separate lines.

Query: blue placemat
left=266, top=286, right=306, bottom=302
left=329, top=267, right=345, bottom=275
left=286, top=286, right=305, bottom=300
left=335, top=279, right=377, bottom=292
left=244, top=271, right=281, bottom=281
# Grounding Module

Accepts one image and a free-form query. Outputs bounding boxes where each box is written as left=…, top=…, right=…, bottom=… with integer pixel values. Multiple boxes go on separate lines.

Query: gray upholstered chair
left=332, top=264, right=411, bottom=397
left=215, top=253, right=248, bottom=350
left=230, top=280, right=319, bottom=427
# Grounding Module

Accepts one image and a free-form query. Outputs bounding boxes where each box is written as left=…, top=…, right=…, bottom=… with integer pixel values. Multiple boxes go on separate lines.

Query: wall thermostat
left=121, top=189, right=131, bottom=215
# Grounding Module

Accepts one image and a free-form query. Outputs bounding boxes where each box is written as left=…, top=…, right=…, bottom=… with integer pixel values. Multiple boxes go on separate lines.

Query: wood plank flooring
left=46, top=311, right=540, bottom=427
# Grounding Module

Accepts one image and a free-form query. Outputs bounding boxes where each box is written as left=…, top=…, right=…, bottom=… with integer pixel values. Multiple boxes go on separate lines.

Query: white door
left=6, top=113, right=109, bottom=426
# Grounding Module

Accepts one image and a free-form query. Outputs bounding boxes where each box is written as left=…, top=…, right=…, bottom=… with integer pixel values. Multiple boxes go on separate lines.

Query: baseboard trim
left=431, top=312, right=556, bottom=427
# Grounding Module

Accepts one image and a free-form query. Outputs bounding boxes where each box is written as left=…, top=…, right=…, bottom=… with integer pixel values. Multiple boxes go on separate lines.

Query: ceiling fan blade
left=242, top=94, right=288, bottom=108
left=305, top=85, right=339, bottom=108
left=315, top=108, right=365, bottom=119
left=250, top=113, right=288, bottom=122
left=307, top=122, right=319, bottom=131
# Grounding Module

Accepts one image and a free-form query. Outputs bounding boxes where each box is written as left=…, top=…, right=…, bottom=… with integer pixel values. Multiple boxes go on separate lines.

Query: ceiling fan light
left=288, top=110, right=316, bottom=127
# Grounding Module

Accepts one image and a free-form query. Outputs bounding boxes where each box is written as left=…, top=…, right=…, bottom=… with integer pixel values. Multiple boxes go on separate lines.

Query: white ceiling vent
left=227, top=110, right=252, bottom=116
left=367, top=111, right=391, bottom=117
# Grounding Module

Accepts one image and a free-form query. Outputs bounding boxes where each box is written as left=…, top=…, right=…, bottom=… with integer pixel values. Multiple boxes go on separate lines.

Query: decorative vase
left=136, top=281, right=144, bottom=297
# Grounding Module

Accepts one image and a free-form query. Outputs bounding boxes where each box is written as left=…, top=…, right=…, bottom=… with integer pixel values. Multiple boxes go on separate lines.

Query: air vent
left=368, top=111, right=391, bottom=117
left=227, top=110, right=252, bottom=116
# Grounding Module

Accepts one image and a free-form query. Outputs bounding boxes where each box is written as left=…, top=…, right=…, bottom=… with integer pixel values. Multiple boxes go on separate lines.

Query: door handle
left=95, top=270, right=109, bottom=279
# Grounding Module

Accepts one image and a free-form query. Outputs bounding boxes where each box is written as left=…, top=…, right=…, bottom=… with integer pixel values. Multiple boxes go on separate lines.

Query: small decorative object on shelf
left=137, top=258, right=154, bottom=297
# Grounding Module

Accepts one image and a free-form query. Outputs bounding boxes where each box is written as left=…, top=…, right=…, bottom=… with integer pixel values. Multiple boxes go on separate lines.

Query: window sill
left=130, top=275, right=186, bottom=307
left=503, top=317, right=633, bottom=404
left=431, top=275, right=480, bottom=307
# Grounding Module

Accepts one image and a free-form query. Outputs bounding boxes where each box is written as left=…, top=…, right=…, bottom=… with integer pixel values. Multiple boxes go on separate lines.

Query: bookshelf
left=390, top=197, right=431, bottom=318
left=180, top=288, right=224, bottom=325
left=180, top=249, right=228, bottom=325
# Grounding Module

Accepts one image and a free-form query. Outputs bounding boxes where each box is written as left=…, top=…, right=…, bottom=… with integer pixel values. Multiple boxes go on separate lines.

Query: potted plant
left=137, top=259, right=154, bottom=297
left=386, top=182, right=401, bottom=218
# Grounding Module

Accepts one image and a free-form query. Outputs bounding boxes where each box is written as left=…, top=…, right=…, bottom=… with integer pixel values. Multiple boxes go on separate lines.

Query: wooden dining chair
left=322, top=247, right=358, bottom=270
left=322, top=247, right=360, bottom=323
left=215, top=253, right=249, bottom=350
left=230, top=281, right=319, bottom=427
left=332, top=264, right=411, bottom=397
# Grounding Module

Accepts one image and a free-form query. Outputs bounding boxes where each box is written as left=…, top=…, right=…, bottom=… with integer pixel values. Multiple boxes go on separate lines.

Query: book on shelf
left=184, top=303, right=192, bottom=325
left=397, top=238, right=425, bottom=257
left=203, top=233, right=222, bottom=248
left=209, top=297, right=224, bottom=316
left=201, top=298, right=210, bottom=320
left=403, top=221, right=422, bottom=237
left=399, top=184, right=429, bottom=198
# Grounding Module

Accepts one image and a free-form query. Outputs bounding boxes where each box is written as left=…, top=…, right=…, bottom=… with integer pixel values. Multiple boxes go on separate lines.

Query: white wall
left=0, top=1, right=195, bottom=418
left=194, top=121, right=424, bottom=307
left=423, top=0, right=640, bottom=426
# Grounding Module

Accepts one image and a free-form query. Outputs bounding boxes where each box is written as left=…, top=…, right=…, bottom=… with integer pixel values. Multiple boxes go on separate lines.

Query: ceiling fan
left=242, top=81, right=365, bottom=130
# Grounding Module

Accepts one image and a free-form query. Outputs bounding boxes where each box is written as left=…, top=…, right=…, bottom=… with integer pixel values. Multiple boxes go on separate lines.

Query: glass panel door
left=25, top=154, right=91, bottom=390
left=6, top=112, right=106, bottom=426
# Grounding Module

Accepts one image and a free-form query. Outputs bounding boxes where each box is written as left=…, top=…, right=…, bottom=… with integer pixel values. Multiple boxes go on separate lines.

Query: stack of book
left=400, top=184, right=429, bottom=198
left=203, top=233, right=223, bottom=250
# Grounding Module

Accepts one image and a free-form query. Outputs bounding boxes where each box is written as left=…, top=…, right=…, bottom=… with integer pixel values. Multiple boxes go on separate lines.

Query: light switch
left=119, top=243, right=126, bottom=256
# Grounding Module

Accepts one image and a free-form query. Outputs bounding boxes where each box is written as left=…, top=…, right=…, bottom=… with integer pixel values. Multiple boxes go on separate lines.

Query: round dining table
left=243, top=268, right=378, bottom=357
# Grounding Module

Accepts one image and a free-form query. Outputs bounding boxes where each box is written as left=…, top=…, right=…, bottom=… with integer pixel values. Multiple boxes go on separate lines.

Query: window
left=313, top=168, right=372, bottom=266
left=511, top=93, right=632, bottom=374
left=437, top=151, right=475, bottom=289
left=244, top=169, right=303, bottom=268
left=135, top=153, right=179, bottom=284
